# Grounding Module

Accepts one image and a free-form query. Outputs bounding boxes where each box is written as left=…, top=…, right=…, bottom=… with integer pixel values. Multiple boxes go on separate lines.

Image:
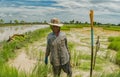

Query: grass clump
left=108, top=37, right=120, bottom=42
left=79, top=61, right=90, bottom=71
left=0, top=63, right=28, bottom=77
left=103, top=26, right=120, bottom=31
left=108, top=41, right=120, bottom=51
left=32, top=63, right=52, bottom=77
left=68, top=42, right=75, bottom=51
left=80, top=54, right=91, bottom=60
left=0, top=62, right=52, bottom=77
left=108, top=36, right=120, bottom=66
left=0, top=64, right=18, bottom=77
left=116, top=51, right=120, bottom=66
left=100, top=71, right=120, bottom=77
left=108, top=36, right=120, bottom=51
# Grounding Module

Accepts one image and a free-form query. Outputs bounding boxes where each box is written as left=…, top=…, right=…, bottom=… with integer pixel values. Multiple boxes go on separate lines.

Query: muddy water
left=0, top=25, right=48, bottom=42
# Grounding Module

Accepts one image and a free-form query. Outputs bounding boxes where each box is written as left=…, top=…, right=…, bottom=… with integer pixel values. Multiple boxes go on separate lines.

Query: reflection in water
left=0, top=25, right=48, bottom=42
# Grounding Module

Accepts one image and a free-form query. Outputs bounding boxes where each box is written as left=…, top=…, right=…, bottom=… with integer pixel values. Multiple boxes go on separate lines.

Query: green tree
left=97, top=22, right=102, bottom=25
left=118, top=24, right=120, bottom=26
left=14, top=20, right=19, bottom=24
left=75, top=21, right=80, bottom=24
left=0, top=19, right=4, bottom=24
left=20, top=20, right=25, bottom=24
left=70, top=20, right=74, bottom=24
left=44, top=20, right=47, bottom=24
left=93, top=22, right=97, bottom=25
left=85, top=21, right=88, bottom=24
left=10, top=20, right=12, bottom=24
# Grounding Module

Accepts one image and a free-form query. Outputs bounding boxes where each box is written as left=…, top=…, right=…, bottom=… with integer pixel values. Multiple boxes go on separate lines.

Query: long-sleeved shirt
left=46, top=32, right=70, bottom=66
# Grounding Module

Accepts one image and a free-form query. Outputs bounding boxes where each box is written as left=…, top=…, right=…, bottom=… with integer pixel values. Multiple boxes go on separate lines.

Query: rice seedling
left=78, top=61, right=90, bottom=71
left=96, top=57, right=106, bottom=65
left=80, top=54, right=91, bottom=60
left=68, top=42, right=75, bottom=51
left=71, top=49, right=81, bottom=67
left=39, top=50, right=44, bottom=61
left=0, top=63, right=29, bottom=77
left=116, top=51, right=120, bottom=66
left=109, top=43, right=120, bottom=52
left=32, top=62, right=52, bottom=77
left=61, top=24, right=83, bottom=31
left=103, top=26, right=120, bottom=31
left=100, top=71, right=120, bottom=77
left=0, top=64, right=18, bottom=77
left=108, top=37, right=120, bottom=51
left=105, top=50, right=111, bottom=59
left=108, top=37, right=120, bottom=42
left=108, top=36, right=120, bottom=66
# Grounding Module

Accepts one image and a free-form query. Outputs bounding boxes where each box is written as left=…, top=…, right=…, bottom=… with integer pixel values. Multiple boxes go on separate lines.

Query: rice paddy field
left=0, top=24, right=120, bottom=77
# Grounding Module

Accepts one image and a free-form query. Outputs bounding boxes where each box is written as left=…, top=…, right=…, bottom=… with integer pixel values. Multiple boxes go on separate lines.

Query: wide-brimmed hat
left=48, top=18, right=63, bottom=27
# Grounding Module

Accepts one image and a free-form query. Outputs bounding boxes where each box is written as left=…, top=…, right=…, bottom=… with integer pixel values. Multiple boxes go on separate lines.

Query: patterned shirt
left=46, top=32, right=70, bottom=66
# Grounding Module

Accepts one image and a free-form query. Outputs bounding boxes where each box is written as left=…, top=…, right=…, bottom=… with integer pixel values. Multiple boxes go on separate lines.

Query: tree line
left=0, top=19, right=120, bottom=26
left=0, top=19, right=47, bottom=24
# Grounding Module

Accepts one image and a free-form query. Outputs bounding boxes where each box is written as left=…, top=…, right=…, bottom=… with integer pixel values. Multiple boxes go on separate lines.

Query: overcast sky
left=0, top=0, right=120, bottom=24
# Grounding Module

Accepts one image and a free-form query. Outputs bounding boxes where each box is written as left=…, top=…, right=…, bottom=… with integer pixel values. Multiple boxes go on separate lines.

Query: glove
left=44, top=57, right=48, bottom=65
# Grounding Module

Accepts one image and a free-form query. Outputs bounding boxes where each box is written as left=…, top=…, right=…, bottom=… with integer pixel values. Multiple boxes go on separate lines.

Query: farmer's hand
left=44, top=57, right=48, bottom=65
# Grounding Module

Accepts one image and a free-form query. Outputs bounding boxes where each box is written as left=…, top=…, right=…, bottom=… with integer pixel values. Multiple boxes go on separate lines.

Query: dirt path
left=8, top=38, right=46, bottom=73
left=9, top=52, right=37, bottom=73
left=8, top=27, right=120, bottom=77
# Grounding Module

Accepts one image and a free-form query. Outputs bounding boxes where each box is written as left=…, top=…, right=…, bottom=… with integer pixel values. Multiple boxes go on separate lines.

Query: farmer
left=44, top=18, right=72, bottom=77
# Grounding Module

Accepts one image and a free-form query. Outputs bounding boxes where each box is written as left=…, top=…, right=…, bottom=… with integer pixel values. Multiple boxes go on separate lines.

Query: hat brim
left=48, top=23, right=63, bottom=27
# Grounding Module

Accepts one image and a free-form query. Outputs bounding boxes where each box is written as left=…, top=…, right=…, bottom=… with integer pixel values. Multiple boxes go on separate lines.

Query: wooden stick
left=89, top=10, right=94, bottom=77
left=93, top=36, right=100, bottom=69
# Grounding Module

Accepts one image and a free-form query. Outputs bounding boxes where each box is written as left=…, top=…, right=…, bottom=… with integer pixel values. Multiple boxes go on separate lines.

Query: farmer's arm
left=44, top=39, right=50, bottom=65
left=45, top=39, right=50, bottom=57
left=65, top=38, right=71, bottom=59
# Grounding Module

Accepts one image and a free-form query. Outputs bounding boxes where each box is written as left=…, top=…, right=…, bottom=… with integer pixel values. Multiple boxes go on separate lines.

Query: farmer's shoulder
left=59, top=32, right=66, bottom=38
left=60, top=32, right=66, bottom=36
left=47, top=32, right=54, bottom=39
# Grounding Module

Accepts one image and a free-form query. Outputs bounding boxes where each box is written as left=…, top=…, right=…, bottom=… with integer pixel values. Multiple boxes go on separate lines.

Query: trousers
left=52, top=62, right=72, bottom=77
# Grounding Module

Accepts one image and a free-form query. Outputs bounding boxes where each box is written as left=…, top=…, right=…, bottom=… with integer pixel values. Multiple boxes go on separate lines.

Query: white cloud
left=0, top=13, right=7, bottom=17
left=0, top=0, right=120, bottom=24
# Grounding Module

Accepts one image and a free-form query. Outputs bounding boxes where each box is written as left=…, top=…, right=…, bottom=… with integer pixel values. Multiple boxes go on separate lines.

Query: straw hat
left=48, top=18, right=63, bottom=27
